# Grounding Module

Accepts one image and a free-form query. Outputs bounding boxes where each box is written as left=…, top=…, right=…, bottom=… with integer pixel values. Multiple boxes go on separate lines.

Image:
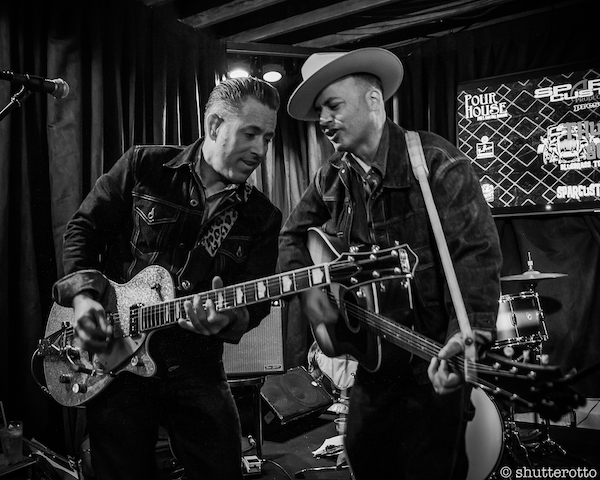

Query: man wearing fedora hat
left=278, top=48, right=501, bottom=479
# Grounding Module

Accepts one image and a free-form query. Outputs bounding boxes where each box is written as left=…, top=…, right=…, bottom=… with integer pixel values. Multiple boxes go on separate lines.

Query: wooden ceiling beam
left=380, top=0, right=581, bottom=50
left=181, top=0, right=288, bottom=29
left=226, top=0, right=401, bottom=43
left=294, top=0, right=515, bottom=48
left=226, top=42, right=336, bottom=57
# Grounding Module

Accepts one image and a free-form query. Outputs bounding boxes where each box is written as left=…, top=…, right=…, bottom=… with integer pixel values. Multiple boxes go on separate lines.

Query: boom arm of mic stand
left=0, top=86, right=33, bottom=121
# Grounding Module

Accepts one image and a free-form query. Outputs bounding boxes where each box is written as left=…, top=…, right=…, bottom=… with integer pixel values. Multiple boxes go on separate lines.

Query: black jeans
left=86, top=360, right=243, bottom=480
left=345, top=365, right=470, bottom=480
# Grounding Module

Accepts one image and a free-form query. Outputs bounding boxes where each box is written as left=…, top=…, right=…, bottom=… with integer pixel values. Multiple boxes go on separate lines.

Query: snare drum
left=494, top=291, right=548, bottom=348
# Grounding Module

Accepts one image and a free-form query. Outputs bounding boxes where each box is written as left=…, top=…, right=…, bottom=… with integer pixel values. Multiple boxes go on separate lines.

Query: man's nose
left=251, top=137, right=268, bottom=158
left=319, top=109, right=332, bottom=127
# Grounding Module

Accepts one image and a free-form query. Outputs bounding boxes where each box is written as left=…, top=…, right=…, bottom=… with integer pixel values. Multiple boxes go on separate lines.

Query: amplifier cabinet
left=223, top=300, right=286, bottom=377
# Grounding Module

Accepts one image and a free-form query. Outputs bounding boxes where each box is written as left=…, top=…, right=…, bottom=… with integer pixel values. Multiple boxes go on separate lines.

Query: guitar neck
left=132, top=263, right=334, bottom=334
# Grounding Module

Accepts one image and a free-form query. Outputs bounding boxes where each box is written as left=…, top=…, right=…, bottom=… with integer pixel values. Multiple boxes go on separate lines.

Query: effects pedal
left=242, top=455, right=262, bottom=476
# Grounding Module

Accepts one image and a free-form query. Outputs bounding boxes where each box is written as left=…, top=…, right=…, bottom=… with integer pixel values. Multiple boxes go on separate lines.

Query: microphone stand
left=0, top=86, right=33, bottom=121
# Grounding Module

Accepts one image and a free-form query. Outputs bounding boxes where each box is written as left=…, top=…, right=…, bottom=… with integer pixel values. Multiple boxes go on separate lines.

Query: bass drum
left=466, top=388, right=504, bottom=480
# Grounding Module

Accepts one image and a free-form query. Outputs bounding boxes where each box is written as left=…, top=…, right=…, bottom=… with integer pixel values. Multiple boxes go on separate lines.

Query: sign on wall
left=457, top=64, right=600, bottom=216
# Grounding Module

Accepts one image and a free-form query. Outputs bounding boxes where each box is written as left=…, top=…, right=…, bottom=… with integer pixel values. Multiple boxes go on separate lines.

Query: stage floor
left=157, top=412, right=600, bottom=480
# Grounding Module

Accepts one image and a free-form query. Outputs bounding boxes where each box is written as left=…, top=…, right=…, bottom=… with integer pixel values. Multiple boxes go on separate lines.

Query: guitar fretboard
left=130, top=263, right=333, bottom=335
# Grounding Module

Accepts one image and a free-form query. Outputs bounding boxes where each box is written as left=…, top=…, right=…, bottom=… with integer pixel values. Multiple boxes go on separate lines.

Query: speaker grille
left=223, top=301, right=285, bottom=377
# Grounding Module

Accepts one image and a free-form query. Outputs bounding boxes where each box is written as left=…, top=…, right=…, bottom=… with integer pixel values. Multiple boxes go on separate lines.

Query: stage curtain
left=0, top=0, right=224, bottom=451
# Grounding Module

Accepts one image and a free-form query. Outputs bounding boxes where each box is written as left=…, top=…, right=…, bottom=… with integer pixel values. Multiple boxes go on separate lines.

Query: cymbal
left=500, top=270, right=568, bottom=282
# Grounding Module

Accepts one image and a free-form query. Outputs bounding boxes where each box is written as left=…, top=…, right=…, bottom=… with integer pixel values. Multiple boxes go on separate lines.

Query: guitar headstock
left=474, top=352, right=586, bottom=421
left=331, top=242, right=419, bottom=286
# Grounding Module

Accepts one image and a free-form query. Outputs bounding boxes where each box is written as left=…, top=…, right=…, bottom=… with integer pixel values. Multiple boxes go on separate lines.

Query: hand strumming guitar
left=72, top=292, right=113, bottom=353
left=299, top=288, right=340, bottom=358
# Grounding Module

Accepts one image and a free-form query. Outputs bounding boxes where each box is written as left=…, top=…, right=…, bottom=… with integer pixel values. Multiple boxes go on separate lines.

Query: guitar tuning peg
left=370, top=245, right=380, bottom=253
left=502, top=346, right=515, bottom=358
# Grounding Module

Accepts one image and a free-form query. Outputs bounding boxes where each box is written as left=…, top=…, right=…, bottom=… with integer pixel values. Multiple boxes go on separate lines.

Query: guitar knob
left=130, top=356, right=142, bottom=366
left=72, top=383, right=88, bottom=394
left=59, top=374, right=73, bottom=384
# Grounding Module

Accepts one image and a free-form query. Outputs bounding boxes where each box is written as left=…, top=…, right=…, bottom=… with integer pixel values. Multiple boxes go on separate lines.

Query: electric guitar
left=38, top=228, right=414, bottom=407
left=306, top=231, right=585, bottom=422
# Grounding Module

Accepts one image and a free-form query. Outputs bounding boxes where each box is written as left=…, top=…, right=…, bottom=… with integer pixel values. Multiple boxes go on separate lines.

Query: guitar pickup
left=128, top=304, right=143, bottom=336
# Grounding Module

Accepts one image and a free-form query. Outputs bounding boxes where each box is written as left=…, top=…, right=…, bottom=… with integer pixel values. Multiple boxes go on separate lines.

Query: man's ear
left=365, top=88, right=384, bottom=112
left=206, top=113, right=224, bottom=140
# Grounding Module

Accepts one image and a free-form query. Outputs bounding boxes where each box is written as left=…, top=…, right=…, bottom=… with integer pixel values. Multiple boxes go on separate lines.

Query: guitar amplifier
left=223, top=301, right=286, bottom=377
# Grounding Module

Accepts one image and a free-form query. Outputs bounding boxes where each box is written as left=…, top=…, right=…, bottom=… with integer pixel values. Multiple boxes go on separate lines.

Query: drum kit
left=483, top=253, right=570, bottom=475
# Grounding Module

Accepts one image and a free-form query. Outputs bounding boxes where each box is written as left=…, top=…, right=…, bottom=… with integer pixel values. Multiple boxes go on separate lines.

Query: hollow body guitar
left=40, top=228, right=411, bottom=407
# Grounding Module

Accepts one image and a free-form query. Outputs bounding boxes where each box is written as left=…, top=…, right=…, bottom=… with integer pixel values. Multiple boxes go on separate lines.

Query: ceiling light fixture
left=228, top=61, right=251, bottom=79
left=262, top=63, right=285, bottom=83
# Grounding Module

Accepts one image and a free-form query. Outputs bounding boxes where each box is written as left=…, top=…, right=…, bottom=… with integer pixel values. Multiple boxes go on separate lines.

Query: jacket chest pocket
left=217, top=236, right=252, bottom=264
left=323, top=196, right=353, bottom=237
left=132, top=196, right=180, bottom=254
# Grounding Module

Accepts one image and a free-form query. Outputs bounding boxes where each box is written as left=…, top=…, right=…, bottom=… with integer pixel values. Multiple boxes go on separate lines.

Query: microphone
left=0, top=70, right=69, bottom=99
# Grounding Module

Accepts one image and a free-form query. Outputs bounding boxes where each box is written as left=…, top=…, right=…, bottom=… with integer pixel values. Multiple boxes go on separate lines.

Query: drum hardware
left=495, top=253, right=570, bottom=460
left=502, top=404, right=534, bottom=467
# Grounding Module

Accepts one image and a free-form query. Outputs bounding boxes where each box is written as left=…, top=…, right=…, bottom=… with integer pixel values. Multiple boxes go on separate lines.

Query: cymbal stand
left=503, top=403, right=533, bottom=466
left=526, top=341, right=569, bottom=457
left=522, top=297, right=568, bottom=457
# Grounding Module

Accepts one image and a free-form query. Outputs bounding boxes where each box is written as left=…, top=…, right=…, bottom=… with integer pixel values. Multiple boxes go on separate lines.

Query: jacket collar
left=163, top=137, right=203, bottom=169
left=330, top=119, right=412, bottom=189
left=162, top=137, right=252, bottom=202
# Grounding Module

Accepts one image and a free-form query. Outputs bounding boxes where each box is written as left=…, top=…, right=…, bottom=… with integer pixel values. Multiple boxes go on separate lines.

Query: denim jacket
left=279, top=120, right=502, bottom=376
left=53, top=138, right=282, bottom=363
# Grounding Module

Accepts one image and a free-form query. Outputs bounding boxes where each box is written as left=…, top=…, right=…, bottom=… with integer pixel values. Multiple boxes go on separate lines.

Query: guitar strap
left=404, top=131, right=477, bottom=382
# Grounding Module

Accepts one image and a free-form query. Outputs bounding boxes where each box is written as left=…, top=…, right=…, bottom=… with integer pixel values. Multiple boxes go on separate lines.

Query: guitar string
left=333, top=292, right=505, bottom=376
left=334, top=295, right=538, bottom=406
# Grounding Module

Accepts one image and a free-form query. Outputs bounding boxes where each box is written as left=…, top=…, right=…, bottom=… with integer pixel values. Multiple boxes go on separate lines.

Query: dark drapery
left=0, top=0, right=224, bottom=451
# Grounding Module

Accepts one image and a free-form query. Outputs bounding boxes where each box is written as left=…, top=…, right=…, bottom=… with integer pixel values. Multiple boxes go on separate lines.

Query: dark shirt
left=53, top=137, right=282, bottom=366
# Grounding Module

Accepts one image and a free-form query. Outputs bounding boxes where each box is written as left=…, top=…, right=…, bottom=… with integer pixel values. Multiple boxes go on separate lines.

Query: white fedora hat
left=287, top=47, right=404, bottom=121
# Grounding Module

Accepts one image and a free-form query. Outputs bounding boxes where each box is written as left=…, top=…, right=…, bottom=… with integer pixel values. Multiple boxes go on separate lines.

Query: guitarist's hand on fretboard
left=428, top=329, right=494, bottom=395
left=178, top=275, right=250, bottom=342
left=428, top=332, right=464, bottom=394
left=72, top=293, right=113, bottom=353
